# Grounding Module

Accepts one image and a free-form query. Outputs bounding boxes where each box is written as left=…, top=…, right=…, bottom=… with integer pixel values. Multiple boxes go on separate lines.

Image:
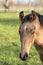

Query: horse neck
left=34, top=17, right=43, bottom=46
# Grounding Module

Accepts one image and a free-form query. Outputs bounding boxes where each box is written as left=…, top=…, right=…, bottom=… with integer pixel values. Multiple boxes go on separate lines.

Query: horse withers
left=19, top=11, right=43, bottom=64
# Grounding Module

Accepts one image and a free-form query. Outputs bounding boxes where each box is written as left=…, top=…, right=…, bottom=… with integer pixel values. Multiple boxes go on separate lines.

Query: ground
left=0, top=12, right=42, bottom=65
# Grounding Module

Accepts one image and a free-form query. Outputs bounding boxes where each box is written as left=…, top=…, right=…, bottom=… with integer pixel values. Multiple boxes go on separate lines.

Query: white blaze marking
left=24, top=26, right=27, bottom=32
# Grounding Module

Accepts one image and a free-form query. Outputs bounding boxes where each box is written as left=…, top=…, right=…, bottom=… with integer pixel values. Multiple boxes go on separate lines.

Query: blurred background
left=0, top=0, right=43, bottom=12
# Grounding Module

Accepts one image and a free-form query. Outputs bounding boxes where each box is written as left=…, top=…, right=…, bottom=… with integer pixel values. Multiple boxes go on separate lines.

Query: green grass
left=0, top=12, right=42, bottom=65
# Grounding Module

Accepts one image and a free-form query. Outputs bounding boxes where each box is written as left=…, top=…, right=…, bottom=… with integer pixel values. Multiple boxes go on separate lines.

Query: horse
left=3, top=0, right=9, bottom=12
left=4, top=4, right=9, bottom=11
left=19, top=10, right=43, bottom=64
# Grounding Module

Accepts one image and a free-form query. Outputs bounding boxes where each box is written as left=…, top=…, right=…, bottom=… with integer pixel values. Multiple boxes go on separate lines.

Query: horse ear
left=19, top=11, right=24, bottom=23
left=32, top=10, right=36, bottom=20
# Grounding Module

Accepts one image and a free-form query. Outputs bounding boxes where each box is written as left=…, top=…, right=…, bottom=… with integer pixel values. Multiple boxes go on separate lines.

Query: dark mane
left=39, top=14, right=43, bottom=26
left=24, top=11, right=43, bottom=26
left=36, top=12, right=43, bottom=26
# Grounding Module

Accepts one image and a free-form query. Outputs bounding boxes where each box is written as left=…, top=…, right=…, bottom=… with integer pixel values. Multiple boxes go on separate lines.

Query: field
left=0, top=12, right=42, bottom=65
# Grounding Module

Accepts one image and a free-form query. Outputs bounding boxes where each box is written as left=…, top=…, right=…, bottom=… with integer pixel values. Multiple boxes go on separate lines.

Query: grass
left=0, top=12, right=42, bottom=65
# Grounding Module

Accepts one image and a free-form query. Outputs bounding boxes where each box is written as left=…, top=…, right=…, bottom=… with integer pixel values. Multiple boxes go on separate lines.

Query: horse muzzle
left=19, top=53, right=28, bottom=61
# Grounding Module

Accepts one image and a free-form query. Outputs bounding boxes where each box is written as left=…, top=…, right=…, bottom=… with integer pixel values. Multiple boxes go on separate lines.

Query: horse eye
left=32, top=31, right=35, bottom=34
left=30, top=29, right=35, bottom=34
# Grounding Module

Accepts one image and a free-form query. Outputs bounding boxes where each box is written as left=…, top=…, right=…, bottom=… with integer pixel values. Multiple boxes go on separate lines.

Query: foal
left=19, top=11, right=43, bottom=64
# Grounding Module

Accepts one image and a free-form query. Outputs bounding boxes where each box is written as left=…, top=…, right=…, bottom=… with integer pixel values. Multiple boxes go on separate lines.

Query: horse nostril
left=25, top=53, right=28, bottom=58
left=23, top=53, right=28, bottom=60
left=19, top=53, right=28, bottom=61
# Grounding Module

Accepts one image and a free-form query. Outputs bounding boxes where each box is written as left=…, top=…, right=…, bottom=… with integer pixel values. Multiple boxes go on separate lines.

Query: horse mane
left=38, top=14, right=43, bottom=26
left=35, top=12, right=43, bottom=26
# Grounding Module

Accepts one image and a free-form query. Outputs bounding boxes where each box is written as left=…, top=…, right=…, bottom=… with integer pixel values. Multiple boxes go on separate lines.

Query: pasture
left=0, top=12, right=42, bottom=65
